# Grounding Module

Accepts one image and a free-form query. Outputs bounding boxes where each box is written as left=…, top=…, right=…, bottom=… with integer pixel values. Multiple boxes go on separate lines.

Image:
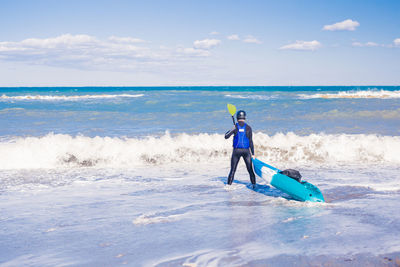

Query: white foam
left=345, top=182, right=400, bottom=192
left=1, top=132, right=400, bottom=169
left=225, top=94, right=274, bottom=100
left=133, top=213, right=182, bottom=225
left=299, top=89, right=400, bottom=99
left=0, top=254, right=78, bottom=267
left=0, top=94, right=144, bottom=101
left=255, top=132, right=400, bottom=164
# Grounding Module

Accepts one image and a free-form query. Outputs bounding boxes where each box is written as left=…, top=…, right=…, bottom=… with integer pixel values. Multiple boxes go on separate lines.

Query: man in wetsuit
left=225, top=110, right=256, bottom=188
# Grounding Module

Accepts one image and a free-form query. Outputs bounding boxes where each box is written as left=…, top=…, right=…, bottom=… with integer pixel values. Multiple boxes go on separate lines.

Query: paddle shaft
left=231, top=116, right=235, bottom=126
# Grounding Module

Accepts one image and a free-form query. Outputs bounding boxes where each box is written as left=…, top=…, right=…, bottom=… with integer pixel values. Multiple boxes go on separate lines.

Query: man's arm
left=247, top=125, right=254, bottom=155
left=225, top=127, right=237, bottom=139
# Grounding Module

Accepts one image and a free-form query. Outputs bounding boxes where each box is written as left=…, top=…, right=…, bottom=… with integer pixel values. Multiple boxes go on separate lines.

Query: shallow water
left=1, top=163, right=399, bottom=266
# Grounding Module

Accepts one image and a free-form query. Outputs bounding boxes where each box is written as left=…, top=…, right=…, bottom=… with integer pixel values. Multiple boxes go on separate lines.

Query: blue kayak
left=252, top=158, right=324, bottom=202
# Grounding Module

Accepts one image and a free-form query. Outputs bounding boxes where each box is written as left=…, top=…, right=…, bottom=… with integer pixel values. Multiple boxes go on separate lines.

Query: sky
left=0, top=0, right=399, bottom=86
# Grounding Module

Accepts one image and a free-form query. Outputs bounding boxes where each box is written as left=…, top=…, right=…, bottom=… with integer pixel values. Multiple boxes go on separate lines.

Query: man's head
left=236, top=110, right=246, bottom=121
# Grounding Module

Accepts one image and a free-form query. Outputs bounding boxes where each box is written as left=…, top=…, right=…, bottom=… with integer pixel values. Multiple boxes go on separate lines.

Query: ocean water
left=1, top=86, right=400, bottom=266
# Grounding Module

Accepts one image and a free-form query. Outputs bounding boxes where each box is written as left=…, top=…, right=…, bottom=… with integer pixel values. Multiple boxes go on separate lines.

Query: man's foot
left=251, top=184, right=256, bottom=190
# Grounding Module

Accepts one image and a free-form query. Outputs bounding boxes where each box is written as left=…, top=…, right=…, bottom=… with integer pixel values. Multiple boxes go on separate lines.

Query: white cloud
left=280, top=40, right=321, bottom=51
left=176, top=47, right=211, bottom=57
left=351, top=40, right=400, bottom=48
left=193, top=39, right=221, bottom=49
left=364, top=41, right=378, bottom=47
left=108, top=36, right=145, bottom=43
left=243, top=35, right=262, bottom=44
left=0, top=34, right=213, bottom=71
left=323, top=19, right=360, bottom=31
left=227, top=34, right=240, bottom=41
left=352, top=41, right=380, bottom=47
left=351, top=42, right=362, bottom=47
left=20, top=34, right=97, bottom=49
left=209, top=31, right=219, bottom=35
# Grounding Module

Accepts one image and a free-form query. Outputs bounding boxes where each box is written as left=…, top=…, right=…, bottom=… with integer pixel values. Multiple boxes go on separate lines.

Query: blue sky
left=0, top=0, right=399, bottom=86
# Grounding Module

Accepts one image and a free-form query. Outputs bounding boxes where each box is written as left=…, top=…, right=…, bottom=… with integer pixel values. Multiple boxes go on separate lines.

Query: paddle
left=227, top=103, right=236, bottom=126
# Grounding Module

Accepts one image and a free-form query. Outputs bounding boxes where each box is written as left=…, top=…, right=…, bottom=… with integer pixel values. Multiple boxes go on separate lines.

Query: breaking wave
left=1, top=132, right=400, bottom=169
left=0, top=94, right=144, bottom=101
left=299, top=89, right=400, bottom=99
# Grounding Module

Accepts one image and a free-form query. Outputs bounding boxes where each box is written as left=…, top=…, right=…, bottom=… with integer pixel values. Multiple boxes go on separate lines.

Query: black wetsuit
left=225, top=122, right=256, bottom=185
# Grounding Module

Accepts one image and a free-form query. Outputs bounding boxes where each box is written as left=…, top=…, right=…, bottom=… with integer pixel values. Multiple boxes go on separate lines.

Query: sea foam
left=299, top=89, right=400, bottom=99
left=1, top=132, right=400, bottom=169
left=224, top=94, right=275, bottom=100
left=0, top=94, right=144, bottom=101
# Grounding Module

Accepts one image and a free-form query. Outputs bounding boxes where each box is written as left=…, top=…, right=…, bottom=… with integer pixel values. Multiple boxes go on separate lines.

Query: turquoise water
left=1, top=86, right=400, bottom=137
left=1, top=86, right=400, bottom=266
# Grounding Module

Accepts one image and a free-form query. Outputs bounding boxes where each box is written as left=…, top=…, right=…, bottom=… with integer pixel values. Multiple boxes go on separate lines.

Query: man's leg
left=243, top=150, right=256, bottom=185
left=227, top=149, right=240, bottom=185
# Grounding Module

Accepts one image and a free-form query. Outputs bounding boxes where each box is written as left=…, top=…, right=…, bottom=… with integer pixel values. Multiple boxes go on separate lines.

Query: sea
left=1, top=86, right=400, bottom=266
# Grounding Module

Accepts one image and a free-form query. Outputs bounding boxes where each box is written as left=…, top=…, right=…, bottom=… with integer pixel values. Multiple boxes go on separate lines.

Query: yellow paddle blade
left=227, top=104, right=236, bottom=116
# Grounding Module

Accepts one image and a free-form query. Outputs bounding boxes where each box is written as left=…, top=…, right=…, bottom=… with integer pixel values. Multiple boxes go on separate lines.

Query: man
left=225, top=110, right=256, bottom=188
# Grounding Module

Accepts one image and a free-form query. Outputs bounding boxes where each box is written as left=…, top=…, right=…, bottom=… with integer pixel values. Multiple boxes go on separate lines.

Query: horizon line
left=1, top=85, right=400, bottom=88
